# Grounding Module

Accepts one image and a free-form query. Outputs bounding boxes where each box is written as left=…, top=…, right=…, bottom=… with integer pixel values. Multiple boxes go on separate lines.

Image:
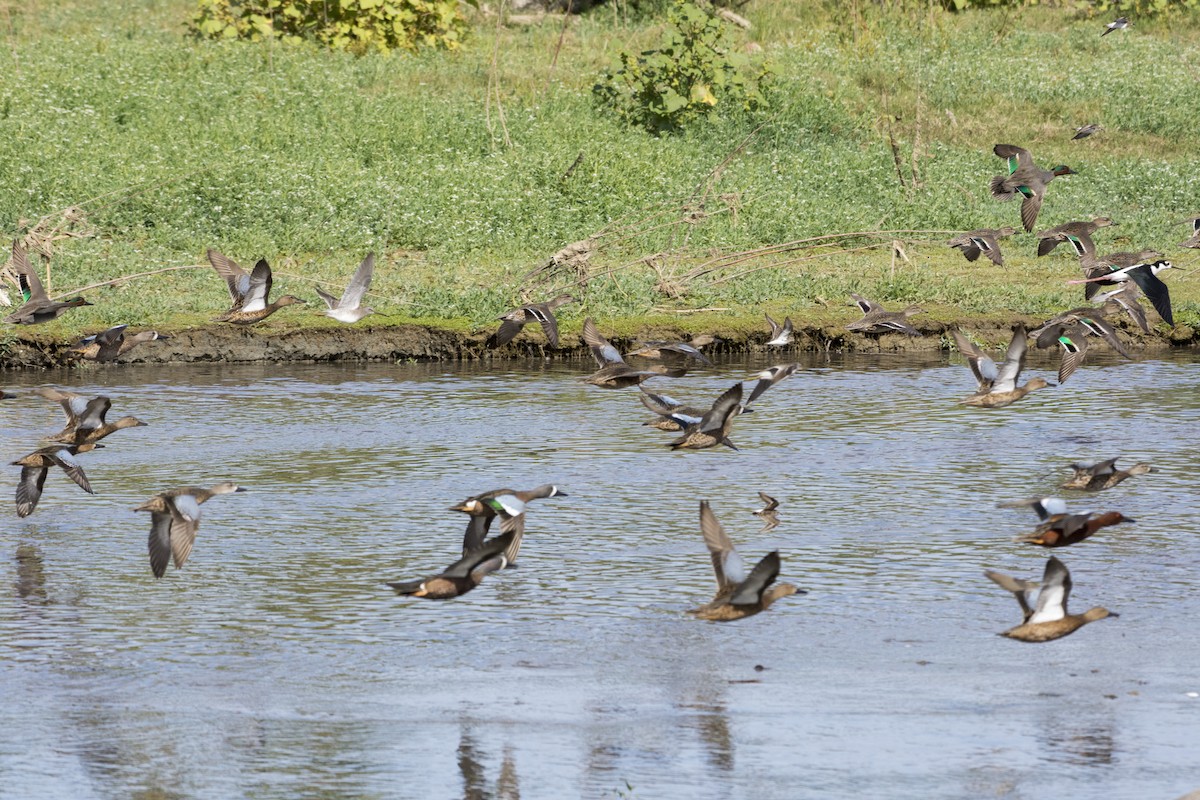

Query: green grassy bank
left=0, top=0, right=1197, bottom=355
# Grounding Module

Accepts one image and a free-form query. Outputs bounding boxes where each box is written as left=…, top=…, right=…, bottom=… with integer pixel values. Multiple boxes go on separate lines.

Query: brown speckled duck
left=1061, top=458, right=1156, bottom=491
left=953, top=326, right=1052, bottom=408
left=37, top=388, right=147, bottom=446
left=12, top=444, right=99, bottom=517
left=989, top=557, right=1116, bottom=643
left=69, top=324, right=169, bottom=362
left=208, top=249, right=305, bottom=324
left=690, top=501, right=803, bottom=621
left=135, top=482, right=247, bottom=578
left=581, top=317, right=686, bottom=388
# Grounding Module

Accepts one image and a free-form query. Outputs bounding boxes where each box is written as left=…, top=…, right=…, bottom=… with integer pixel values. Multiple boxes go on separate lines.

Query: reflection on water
left=1, top=351, right=1199, bottom=799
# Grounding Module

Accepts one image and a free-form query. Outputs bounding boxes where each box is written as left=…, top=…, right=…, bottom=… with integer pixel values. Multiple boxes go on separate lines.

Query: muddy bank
left=1, top=317, right=1195, bottom=369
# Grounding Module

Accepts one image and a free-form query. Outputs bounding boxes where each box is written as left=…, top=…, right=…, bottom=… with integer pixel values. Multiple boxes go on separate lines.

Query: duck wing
left=48, top=449, right=93, bottom=494
left=442, top=529, right=516, bottom=578
left=167, top=494, right=203, bottom=570
left=984, top=570, right=1040, bottom=623
left=1054, top=327, right=1089, bottom=385
left=699, top=383, right=743, bottom=435
left=239, top=260, right=274, bottom=313
left=994, top=144, right=1034, bottom=174
left=147, top=510, right=174, bottom=578
left=1028, top=557, right=1071, bottom=624
left=207, top=249, right=252, bottom=306
left=850, top=293, right=880, bottom=314
left=530, top=304, right=561, bottom=348
left=489, top=316, right=526, bottom=348
left=952, top=330, right=997, bottom=390
left=582, top=317, right=624, bottom=367
left=992, top=326, right=1028, bottom=393
left=700, top=501, right=744, bottom=597
left=730, top=551, right=781, bottom=606
left=461, top=514, right=495, bottom=556
left=15, top=466, right=49, bottom=518
left=12, top=241, right=47, bottom=302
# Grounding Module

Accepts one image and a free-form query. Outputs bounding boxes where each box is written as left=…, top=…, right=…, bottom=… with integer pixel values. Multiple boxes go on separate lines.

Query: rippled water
left=2, top=350, right=1199, bottom=799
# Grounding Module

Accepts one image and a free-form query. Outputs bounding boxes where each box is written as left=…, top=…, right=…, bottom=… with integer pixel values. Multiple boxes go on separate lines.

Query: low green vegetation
left=0, top=0, right=1197, bottom=347
left=188, top=0, right=468, bottom=52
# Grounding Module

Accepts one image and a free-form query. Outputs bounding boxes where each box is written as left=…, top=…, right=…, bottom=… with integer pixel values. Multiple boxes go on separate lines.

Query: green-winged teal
left=3, top=241, right=92, bottom=325
left=135, top=482, right=246, bottom=578
left=989, top=557, right=1116, bottom=642
left=746, top=363, right=799, bottom=406
left=953, top=326, right=1052, bottom=408
left=1101, top=16, right=1129, bottom=36
left=69, top=324, right=169, bottom=362
left=690, top=500, right=803, bottom=622
left=12, top=444, right=98, bottom=517
left=764, top=313, right=793, bottom=347
left=752, top=491, right=780, bottom=533
left=1035, top=217, right=1115, bottom=257
left=386, top=529, right=516, bottom=599
left=1094, top=282, right=1151, bottom=333
left=316, top=253, right=375, bottom=324
left=489, top=294, right=574, bottom=348
left=1180, top=214, right=1200, bottom=248
left=1031, top=308, right=1132, bottom=384
left=847, top=294, right=922, bottom=336
left=1061, top=458, right=1156, bottom=491
left=1072, top=123, right=1103, bottom=140
left=208, top=249, right=305, bottom=324
left=37, top=388, right=147, bottom=446
left=947, top=227, right=1016, bottom=266
left=990, top=145, right=1075, bottom=232
left=627, top=334, right=715, bottom=366
left=581, top=317, right=686, bottom=387
left=669, top=382, right=743, bottom=450
left=450, top=484, right=567, bottom=565
left=1071, top=259, right=1177, bottom=326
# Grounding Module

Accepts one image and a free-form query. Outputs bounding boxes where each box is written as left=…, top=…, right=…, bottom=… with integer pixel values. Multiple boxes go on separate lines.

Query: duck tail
left=989, top=174, right=1015, bottom=200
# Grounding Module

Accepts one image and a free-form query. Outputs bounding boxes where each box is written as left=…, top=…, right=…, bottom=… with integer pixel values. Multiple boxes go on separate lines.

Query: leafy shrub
left=188, top=0, right=468, bottom=53
left=592, top=1, right=771, bottom=134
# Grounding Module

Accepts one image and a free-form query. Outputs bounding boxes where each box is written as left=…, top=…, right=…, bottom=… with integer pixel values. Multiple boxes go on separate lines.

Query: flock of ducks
left=0, top=14, right=1185, bottom=630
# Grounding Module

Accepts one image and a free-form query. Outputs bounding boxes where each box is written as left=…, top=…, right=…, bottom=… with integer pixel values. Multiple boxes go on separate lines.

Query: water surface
left=2, top=351, right=1199, bottom=799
